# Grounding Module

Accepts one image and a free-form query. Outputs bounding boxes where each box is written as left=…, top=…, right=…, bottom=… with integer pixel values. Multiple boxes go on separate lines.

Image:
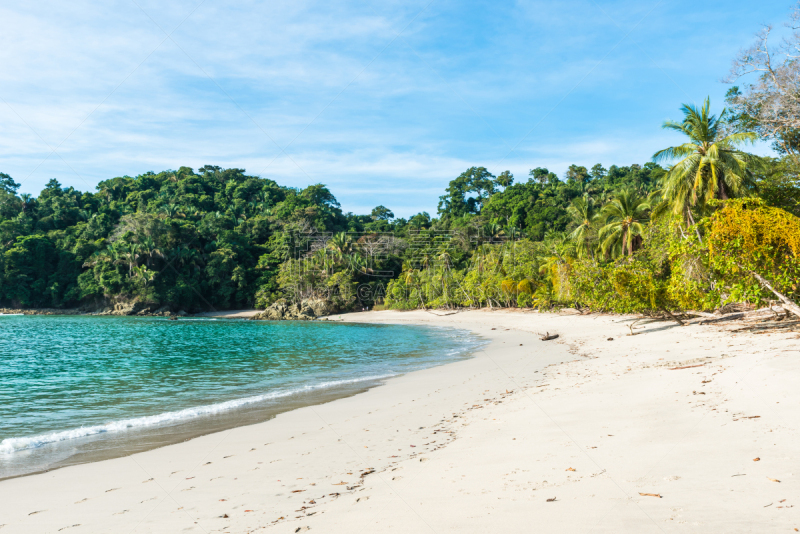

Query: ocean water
left=0, top=315, right=484, bottom=479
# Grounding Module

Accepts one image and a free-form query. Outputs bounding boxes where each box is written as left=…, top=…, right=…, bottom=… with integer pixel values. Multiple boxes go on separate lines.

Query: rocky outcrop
left=94, top=301, right=180, bottom=316
left=251, top=298, right=339, bottom=321
left=0, top=307, right=84, bottom=316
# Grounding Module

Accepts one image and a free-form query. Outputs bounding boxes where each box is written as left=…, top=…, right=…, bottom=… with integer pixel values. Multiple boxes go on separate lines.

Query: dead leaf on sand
left=292, top=490, right=305, bottom=493
left=768, top=477, right=781, bottom=483
left=332, top=481, right=348, bottom=485
left=753, top=457, right=761, bottom=462
left=639, top=493, right=662, bottom=498
left=566, top=468, right=576, bottom=472
left=546, top=497, right=557, bottom=502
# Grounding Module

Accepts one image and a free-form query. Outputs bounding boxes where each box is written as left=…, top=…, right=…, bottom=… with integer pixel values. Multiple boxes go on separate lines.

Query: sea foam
left=0, top=373, right=395, bottom=454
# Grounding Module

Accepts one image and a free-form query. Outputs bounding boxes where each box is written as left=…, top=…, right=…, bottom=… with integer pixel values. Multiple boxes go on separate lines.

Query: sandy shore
left=1, top=310, right=798, bottom=533
left=193, top=309, right=262, bottom=319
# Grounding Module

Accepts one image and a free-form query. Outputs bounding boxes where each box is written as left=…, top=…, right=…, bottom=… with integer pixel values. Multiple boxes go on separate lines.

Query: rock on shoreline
left=0, top=303, right=186, bottom=317
left=250, top=298, right=339, bottom=321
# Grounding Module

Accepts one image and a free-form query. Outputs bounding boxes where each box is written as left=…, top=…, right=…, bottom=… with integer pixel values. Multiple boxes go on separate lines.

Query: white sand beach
left=1, top=310, right=798, bottom=533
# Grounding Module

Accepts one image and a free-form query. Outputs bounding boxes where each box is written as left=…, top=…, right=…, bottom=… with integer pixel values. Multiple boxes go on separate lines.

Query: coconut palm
left=485, top=222, right=504, bottom=241
left=652, top=97, right=757, bottom=224
left=160, top=203, right=184, bottom=219
left=598, top=190, right=650, bottom=258
left=566, top=194, right=598, bottom=258
left=140, top=236, right=164, bottom=268
left=327, top=232, right=353, bottom=260
left=120, top=243, right=141, bottom=277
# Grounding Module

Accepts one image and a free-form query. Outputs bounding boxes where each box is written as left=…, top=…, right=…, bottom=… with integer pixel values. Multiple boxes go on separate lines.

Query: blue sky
left=0, top=0, right=789, bottom=217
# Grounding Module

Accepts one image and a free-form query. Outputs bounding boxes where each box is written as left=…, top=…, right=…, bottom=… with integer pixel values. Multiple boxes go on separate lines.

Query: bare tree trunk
left=749, top=270, right=800, bottom=319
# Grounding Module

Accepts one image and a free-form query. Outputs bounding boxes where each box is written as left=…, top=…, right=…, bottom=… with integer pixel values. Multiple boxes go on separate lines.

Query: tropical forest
left=1, top=20, right=799, bottom=319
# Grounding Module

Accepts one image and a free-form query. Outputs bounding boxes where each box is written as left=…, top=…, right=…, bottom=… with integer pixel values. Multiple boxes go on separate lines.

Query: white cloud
left=0, top=0, right=782, bottom=218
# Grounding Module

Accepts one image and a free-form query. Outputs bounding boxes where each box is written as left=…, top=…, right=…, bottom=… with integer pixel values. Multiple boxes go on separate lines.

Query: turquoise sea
left=0, top=315, right=484, bottom=479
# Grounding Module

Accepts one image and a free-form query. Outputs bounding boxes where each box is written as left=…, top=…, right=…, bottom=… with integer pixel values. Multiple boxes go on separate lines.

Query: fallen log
left=698, top=312, right=746, bottom=324
left=748, top=271, right=800, bottom=320
left=540, top=332, right=559, bottom=341
left=684, top=311, right=718, bottom=318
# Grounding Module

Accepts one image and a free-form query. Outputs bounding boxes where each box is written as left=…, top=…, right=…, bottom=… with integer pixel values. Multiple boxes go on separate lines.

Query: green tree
left=653, top=97, right=758, bottom=224
left=438, top=167, right=496, bottom=217
left=565, top=165, right=589, bottom=185
left=495, top=171, right=514, bottom=189
left=567, top=194, right=598, bottom=258
left=598, top=190, right=650, bottom=258
left=0, top=172, right=20, bottom=194
left=371, top=205, right=394, bottom=221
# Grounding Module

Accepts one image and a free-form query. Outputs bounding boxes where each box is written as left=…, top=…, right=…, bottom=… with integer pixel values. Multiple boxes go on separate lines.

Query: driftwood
left=662, top=308, right=686, bottom=326
left=684, top=311, right=717, bottom=318
left=691, top=306, right=790, bottom=325
left=540, top=332, right=559, bottom=341
left=698, top=313, right=746, bottom=324
left=749, top=271, right=800, bottom=320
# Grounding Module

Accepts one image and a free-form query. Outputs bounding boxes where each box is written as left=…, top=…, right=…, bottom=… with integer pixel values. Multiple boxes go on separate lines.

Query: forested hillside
left=0, top=143, right=797, bottom=316
left=0, top=161, right=657, bottom=311
left=2, top=7, right=800, bottom=317
left=0, top=165, right=408, bottom=311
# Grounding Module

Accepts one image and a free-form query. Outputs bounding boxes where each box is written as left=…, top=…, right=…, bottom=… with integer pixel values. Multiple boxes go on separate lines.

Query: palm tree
left=19, top=194, right=35, bottom=215
left=598, top=190, right=650, bottom=258
left=160, top=203, right=184, bottom=219
left=485, top=222, right=504, bottom=242
left=120, top=243, right=141, bottom=277
left=653, top=97, right=757, bottom=225
left=328, top=232, right=353, bottom=260
left=140, top=236, right=163, bottom=268
left=567, top=194, right=598, bottom=258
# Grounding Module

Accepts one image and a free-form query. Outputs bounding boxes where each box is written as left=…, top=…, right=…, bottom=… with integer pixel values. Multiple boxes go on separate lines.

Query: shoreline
left=1, top=310, right=798, bottom=532
left=0, top=317, right=482, bottom=481
left=0, top=307, right=262, bottom=318
left=0, top=381, right=379, bottom=483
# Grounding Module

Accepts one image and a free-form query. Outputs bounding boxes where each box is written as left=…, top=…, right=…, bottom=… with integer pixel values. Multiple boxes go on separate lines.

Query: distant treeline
left=2, top=7, right=800, bottom=315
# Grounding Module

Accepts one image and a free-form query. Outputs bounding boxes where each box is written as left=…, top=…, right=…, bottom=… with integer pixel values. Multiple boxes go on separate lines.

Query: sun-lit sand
left=1, top=309, right=798, bottom=533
